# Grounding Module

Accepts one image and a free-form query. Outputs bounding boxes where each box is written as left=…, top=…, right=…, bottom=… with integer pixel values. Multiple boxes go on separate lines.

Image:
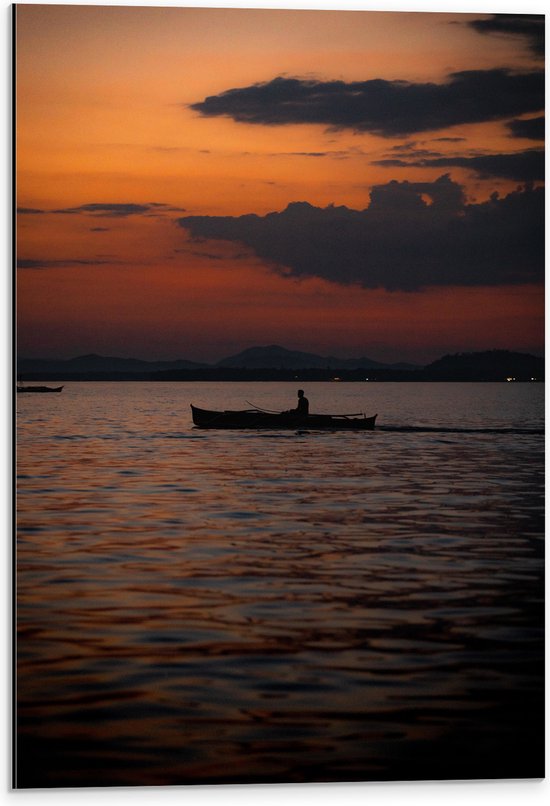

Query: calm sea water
left=16, top=382, right=545, bottom=788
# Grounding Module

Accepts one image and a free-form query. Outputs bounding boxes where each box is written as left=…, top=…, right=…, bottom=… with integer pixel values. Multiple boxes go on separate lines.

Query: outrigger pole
left=245, top=401, right=365, bottom=418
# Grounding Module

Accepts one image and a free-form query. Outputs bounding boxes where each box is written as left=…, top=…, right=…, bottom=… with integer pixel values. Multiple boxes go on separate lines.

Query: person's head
left=297, top=389, right=304, bottom=398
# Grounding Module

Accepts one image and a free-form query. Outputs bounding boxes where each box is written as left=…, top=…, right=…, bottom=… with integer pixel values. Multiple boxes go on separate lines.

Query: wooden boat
left=17, top=385, right=64, bottom=393
left=191, top=405, right=377, bottom=430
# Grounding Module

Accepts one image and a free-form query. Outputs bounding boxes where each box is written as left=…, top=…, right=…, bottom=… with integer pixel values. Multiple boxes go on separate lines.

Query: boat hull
left=191, top=405, right=377, bottom=430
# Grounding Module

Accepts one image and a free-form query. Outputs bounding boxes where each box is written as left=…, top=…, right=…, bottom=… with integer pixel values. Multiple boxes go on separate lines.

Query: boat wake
left=378, top=425, right=544, bottom=435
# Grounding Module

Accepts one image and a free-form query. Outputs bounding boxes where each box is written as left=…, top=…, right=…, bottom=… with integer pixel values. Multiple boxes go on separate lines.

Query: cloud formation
left=468, top=14, right=545, bottom=58
left=177, top=176, right=543, bottom=291
left=374, top=149, right=545, bottom=182
left=506, top=116, right=545, bottom=140
left=17, top=258, right=114, bottom=269
left=189, top=69, right=544, bottom=137
left=51, top=202, right=177, bottom=217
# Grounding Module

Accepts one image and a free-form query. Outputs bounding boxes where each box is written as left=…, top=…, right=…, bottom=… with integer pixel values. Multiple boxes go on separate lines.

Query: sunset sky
left=15, top=1, right=545, bottom=364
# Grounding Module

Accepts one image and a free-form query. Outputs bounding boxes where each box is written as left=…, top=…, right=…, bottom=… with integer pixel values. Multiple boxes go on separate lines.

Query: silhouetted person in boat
left=292, top=389, right=309, bottom=416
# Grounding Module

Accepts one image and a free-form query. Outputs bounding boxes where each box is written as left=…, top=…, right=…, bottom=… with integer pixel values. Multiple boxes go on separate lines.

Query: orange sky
left=15, top=2, right=545, bottom=364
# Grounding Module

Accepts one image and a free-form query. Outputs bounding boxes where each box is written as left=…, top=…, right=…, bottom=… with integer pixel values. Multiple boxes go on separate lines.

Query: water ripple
left=16, top=382, right=544, bottom=787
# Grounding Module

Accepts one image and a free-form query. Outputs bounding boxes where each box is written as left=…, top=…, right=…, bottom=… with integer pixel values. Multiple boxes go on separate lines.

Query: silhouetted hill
left=17, top=353, right=207, bottom=380
left=216, top=344, right=417, bottom=371
left=421, top=350, right=544, bottom=381
left=16, top=348, right=543, bottom=381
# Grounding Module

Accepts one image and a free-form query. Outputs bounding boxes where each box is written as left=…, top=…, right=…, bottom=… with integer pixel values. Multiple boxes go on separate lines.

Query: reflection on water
left=16, top=383, right=544, bottom=787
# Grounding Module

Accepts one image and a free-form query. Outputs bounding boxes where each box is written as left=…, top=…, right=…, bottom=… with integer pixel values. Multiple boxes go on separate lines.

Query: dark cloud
left=391, top=141, right=419, bottom=152
left=266, top=150, right=353, bottom=160
left=18, top=202, right=184, bottom=218
left=468, top=14, right=544, bottom=58
left=17, top=258, right=114, bottom=269
left=53, top=203, right=158, bottom=217
left=174, top=243, right=250, bottom=262
left=177, top=176, right=543, bottom=291
left=506, top=116, right=545, bottom=140
left=176, top=248, right=230, bottom=261
left=274, top=151, right=328, bottom=157
left=387, top=143, right=444, bottom=159
left=373, top=149, right=544, bottom=182
left=90, top=227, right=110, bottom=232
left=189, top=69, right=544, bottom=137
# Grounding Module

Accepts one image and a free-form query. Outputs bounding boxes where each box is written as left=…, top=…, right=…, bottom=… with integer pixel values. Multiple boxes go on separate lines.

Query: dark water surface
left=16, top=382, right=545, bottom=787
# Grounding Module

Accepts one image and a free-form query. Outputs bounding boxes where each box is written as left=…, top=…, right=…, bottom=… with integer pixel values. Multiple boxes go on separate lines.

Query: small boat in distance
left=191, top=405, right=377, bottom=430
left=17, top=385, right=64, bottom=393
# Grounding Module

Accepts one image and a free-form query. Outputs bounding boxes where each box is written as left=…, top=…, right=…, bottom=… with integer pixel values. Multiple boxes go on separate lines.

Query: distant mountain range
left=16, top=346, right=544, bottom=382
left=422, top=350, right=544, bottom=381
left=17, top=353, right=206, bottom=375
left=216, top=345, right=418, bottom=371
left=16, top=345, right=418, bottom=377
